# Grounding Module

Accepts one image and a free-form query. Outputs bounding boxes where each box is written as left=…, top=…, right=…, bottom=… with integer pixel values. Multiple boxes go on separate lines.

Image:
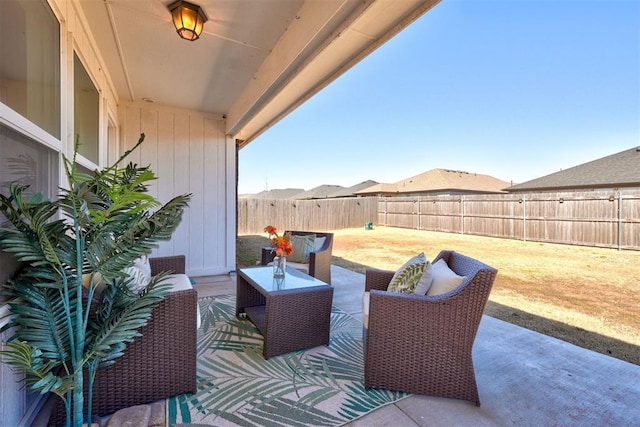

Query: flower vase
left=273, top=255, right=286, bottom=277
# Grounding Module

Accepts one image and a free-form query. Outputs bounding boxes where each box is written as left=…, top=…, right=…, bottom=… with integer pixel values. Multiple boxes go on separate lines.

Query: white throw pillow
left=426, top=258, right=466, bottom=296
left=313, top=236, right=326, bottom=252
left=124, top=255, right=152, bottom=294
left=134, top=255, right=152, bottom=283
left=413, top=261, right=434, bottom=295
left=387, top=253, right=427, bottom=293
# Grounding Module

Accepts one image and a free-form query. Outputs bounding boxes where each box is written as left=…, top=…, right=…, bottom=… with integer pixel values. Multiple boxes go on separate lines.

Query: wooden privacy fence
left=379, top=190, right=640, bottom=250
left=237, top=191, right=640, bottom=250
left=237, top=197, right=378, bottom=234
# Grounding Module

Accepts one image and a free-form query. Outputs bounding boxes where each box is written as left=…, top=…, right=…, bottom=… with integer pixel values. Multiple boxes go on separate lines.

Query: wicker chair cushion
left=387, top=252, right=427, bottom=293
left=165, top=273, right=201, bottom=328
left=362, top=291, right=371, bottom=328
left=426, top=258, right=466, bottom=296
left=289, top=234, right=316, bottom=263
left=413, top=261, right=434, bottom=295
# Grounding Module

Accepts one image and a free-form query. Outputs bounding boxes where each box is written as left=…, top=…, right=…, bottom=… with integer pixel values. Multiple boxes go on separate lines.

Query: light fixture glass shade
left=169, top=1, right=207, bottom=41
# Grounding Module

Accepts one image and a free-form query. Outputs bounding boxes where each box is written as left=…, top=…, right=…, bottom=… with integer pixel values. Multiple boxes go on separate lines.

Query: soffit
left=75, top=0, right=440, bottom=145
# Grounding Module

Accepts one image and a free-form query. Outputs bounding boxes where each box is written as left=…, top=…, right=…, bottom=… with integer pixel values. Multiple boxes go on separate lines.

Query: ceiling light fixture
left=168, top=0, right=207, bottom=41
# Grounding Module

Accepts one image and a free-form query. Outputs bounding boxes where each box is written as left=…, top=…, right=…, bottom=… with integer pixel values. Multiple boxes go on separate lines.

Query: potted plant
left=0, top=134, right=190, bottom=426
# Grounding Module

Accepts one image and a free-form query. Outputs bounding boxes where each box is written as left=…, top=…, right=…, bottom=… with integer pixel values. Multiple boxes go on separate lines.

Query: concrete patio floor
left=194, top=265, right=640, bottom=427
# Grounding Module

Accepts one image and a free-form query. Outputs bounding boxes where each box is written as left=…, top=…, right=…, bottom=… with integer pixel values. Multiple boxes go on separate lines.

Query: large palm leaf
left=86, top=275, right=171, bottom=367
left=0, top=133, right=191, bottom=426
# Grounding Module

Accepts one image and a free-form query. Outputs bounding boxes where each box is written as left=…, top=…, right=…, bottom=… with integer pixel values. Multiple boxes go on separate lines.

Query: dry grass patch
left=237, top=226, right=640, bottom=365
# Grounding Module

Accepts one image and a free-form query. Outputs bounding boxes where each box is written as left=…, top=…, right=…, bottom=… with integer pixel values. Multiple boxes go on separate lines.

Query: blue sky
left=238, top=0, right=640, bottom=194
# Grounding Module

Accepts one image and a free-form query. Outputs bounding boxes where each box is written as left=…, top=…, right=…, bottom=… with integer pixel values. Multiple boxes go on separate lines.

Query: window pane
left=74, top=53, right=99, bottom=164
left=0, top=121, right=59, bottom=285
left=0, top=0, right=61, bottom=138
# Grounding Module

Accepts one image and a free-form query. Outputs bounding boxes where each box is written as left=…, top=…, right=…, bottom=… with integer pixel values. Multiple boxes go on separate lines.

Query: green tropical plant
left=0, top=134, right=191, bottom=426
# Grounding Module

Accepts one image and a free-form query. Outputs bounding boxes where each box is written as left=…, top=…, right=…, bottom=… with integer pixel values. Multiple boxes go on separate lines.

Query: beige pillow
left=387, top=253, right=427, bottom=293
left=426, top=258, right=466, bottom=296
left=289, top=234, right=316, bottom=263
left=413, top=261, right=434, bottom=295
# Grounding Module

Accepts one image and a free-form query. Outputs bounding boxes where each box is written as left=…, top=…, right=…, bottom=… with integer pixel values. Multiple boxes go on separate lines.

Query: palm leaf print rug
left=166, top=294, right=407, bottom=426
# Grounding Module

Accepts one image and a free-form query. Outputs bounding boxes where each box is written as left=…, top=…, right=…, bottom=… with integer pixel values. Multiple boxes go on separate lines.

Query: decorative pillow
left=413, top=261, right=434, bottom=295
left=289, top=234, right=316, bottom=263
left=134, top=255, right=152, bottom=283
left=426, top=258, right=466, bottom=296
left=123, top=255, right=152, bottom=294
left=313, top=236, right=326, bottom=252
left=387, top=252, right=427, bottom=293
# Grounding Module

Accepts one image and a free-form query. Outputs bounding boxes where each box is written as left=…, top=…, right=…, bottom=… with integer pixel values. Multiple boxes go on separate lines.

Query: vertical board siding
left=120, top=104, right=231, bottom=275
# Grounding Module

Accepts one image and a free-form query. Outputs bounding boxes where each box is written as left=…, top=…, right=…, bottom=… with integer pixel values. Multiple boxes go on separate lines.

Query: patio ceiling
left=77, top=0, right=440, bottom=147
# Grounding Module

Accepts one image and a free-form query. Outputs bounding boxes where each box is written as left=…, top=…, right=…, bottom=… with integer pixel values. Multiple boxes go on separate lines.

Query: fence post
left=460, top=196, right=465, bottom=235
left=617, top=192, right=622, bottom=250
left=522, top=194, right=527, bottom=242
left=417, top=197, right=421, bottom=230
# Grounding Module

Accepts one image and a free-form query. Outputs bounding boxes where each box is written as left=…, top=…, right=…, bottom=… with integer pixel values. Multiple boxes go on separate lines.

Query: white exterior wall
left=120, top=103, right=237, bottom=277
left=1, top=1, right=237, bottom=424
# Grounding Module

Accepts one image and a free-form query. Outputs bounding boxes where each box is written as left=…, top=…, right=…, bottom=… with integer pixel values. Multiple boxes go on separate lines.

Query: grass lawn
left=237, top=226, right=639, bottom=365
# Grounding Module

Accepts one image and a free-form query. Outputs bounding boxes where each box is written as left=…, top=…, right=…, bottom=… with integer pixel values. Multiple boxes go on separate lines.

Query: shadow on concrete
left=485, top=300, right=639, bottom=366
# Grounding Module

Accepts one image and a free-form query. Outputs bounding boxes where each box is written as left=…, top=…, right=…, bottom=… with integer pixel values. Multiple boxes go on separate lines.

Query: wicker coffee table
left=236, top=266, right=334, bottom=359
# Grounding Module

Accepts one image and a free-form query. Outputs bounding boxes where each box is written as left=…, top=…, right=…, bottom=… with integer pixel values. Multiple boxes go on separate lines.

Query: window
left=0, top=121, right=59, bottom=284
left=74, top=53, right=99, bottom=164
left=0, top=0, right=61, bottom=138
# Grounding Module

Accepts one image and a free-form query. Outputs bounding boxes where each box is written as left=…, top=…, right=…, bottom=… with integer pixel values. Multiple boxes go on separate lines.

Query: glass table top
left=238, top=266, right=328, bottom=292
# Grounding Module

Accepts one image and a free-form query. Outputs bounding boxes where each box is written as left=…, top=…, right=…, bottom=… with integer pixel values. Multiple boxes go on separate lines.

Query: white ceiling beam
left=229, top=0, right=441, bottom=147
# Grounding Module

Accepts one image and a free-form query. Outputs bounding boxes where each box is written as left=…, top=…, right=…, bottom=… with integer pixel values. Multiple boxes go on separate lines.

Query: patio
left=194, top=265, right=640, bottom=427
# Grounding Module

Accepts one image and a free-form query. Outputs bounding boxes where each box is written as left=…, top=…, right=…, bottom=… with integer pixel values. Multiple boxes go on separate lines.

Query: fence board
left=237, top=191, right=640, bottom=251
left=377, top=190, right=640, bottom=250
left=237, top=197, right=378, bottom=234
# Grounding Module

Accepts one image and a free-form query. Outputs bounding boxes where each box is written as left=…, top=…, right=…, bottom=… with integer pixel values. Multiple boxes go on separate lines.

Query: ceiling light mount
left=168, top=0, right=207, bottom=41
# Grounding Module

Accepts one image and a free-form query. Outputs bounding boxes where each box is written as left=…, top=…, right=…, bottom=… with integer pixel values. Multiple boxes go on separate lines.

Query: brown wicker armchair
left=261, top=231, right=334, bottom=284
left=48, top=255, right=197, bottom=425
left=363, top=250, right=497, bottom=406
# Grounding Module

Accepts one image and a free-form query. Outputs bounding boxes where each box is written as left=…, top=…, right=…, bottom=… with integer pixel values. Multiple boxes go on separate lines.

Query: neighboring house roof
left=329, top=180, right=379, bottom=197
left=295, top=185, right=346, bottom=199
left=506, top=146, right=640, bottom=192
left=356, top=169, right=510, bottom=195
left=249, top=188, right=305, bottom=199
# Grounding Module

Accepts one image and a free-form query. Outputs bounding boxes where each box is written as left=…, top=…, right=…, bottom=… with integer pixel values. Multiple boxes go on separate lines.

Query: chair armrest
left=150, top=255, right=186, bottom=275
left=308, top=248, right=332, bottom=283
left=364, top=268, right=395, bottom=292
left=261, top=247, right=276, bottom=265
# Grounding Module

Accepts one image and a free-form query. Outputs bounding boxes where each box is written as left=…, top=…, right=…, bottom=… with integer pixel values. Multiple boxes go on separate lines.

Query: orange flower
left=265, top=225, right=293, bottom=256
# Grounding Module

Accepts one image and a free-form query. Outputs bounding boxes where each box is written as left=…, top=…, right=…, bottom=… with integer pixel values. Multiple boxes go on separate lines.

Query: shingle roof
left=356, top=169, right=510, bottom=195
left=295, top=184, right=346, bottom=199
left=329, top=180, right=379, bottom=197
left=250, top=188, right=306, bottom=199
left=506, top=146, right=640, bottom=192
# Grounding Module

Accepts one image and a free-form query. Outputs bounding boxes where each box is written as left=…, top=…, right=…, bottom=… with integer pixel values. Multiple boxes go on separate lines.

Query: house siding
left=120, top=103, right=236, bottom=277
left=1, top=1, right=237, bottom=423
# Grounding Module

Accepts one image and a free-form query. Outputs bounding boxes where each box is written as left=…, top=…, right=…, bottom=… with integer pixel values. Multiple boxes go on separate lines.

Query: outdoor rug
left=166, top=294, right=407, bottom=426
